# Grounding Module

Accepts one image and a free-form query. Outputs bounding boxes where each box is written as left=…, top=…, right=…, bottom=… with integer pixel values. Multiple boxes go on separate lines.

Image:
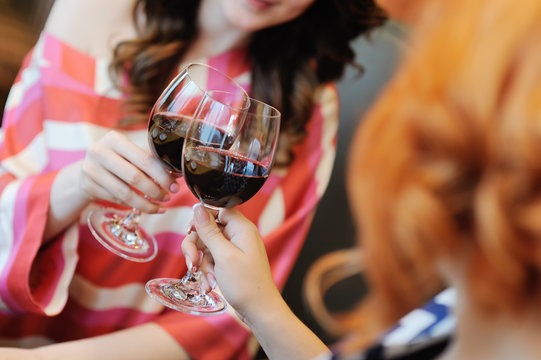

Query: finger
left=91, top=147, right=169, bottom=202
left=207, top=208, right=219, bottom=221
left=103, top=131, right=178, bottom=194
left=181, top=231, right=202, bottom=270
left=86, top=138, right=168, bottom=202
left=185, top=219, right=194, bottom=234
left=217, top=207, right=248, bottom=228
left=218, top=208, right=261, bottom=249
left=83, top=159, right=164, bottom=213
left=192, top=204, right=235, bottom=255
left=199, top=249, right=216, bottom=292
left=200, top=248, right=215, bottom=272
left=80, top=168, right=119, bottom=202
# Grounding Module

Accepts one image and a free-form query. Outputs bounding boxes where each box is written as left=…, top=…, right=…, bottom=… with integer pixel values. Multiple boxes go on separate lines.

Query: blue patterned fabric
left=334, top=288, right=456, bottom=360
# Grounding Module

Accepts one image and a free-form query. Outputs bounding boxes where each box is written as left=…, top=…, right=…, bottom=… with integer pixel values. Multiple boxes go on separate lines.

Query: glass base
left=88, top=208, right=157, bottom=262
left=145, top=277, right=226, bottom=315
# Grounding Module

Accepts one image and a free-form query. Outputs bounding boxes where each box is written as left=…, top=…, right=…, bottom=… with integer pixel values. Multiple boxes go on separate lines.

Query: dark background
left=280, top=23, right=405, bottom=345
left=0, top=0, right=55, bottom=121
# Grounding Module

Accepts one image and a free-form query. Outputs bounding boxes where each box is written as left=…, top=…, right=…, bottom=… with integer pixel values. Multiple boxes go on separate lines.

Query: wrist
left=242, top=290, right=330, bottom=360
left=243, top=288, right=290, bottom=330
left=45, top=161, right=93, bottom=241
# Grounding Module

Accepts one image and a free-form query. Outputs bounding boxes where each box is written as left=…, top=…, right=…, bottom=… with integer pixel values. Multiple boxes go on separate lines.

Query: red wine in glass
left=183, top=146, right=269, bottom=209
left=148, top=111, right=192, bottom=174
left=149, top=113, right=241, bottom=174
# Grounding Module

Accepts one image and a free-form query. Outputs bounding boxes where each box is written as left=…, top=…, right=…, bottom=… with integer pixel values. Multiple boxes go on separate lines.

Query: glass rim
left=202, top=89, right=251, bottom=111
left=184, top=62, right=249, bottom=109
left=246, top=97, right=281, bottom=119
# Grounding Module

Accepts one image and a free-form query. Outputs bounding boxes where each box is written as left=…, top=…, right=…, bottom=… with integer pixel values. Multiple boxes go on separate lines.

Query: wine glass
left=87, top=63, right=249, bottom=262
left=145, top=93, right=281, bottom=315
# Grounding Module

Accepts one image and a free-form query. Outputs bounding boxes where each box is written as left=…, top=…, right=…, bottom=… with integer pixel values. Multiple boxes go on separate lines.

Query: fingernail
left=157, top=207, right=166, bottom=214
left=185, top=222, right=193, bottom=234
left=163, top=194, right=171, bottom=202
left=207, top=273, right=217, bottom=289
left=170, top=182, right=179, bottom=193
left=193, top=203, right=211, bottom=225
left=185, top=256, right=192, bottom=271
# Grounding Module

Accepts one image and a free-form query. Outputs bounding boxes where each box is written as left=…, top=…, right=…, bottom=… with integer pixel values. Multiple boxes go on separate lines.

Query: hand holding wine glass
left=146, top=93, right=281, bottom=315
left=82, top=130, right=177, bottom=261
left=81, top=130, right=176, bottom=214
left=189, top=205, right=282, bottom=321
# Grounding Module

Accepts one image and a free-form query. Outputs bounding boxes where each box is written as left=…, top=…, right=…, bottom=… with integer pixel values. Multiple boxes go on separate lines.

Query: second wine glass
left=146, top=93, right=281, bottom=315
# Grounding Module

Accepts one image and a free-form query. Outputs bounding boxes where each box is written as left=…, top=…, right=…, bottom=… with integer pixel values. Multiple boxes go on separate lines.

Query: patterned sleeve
left=0, top=39, right=78, bottom=316
left=155, top=84, right=340, bottom=359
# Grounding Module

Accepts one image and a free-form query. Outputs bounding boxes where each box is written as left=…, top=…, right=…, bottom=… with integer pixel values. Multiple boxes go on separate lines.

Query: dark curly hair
left=110, top=0, right=386, bottom=165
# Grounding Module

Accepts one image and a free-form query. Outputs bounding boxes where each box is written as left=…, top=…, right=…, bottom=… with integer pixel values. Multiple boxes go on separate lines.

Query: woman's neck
left=183, top=0, right=250, bottom=62
left=440, top=288, right=541, bottom=360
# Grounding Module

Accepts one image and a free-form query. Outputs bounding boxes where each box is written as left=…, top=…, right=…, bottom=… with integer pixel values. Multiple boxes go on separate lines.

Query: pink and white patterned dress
left=0, top=32, right=339, bottom=359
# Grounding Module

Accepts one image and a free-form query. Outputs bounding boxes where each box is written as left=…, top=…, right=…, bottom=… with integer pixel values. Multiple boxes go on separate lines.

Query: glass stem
left=178, top=267, right=202, bottom=290
left=161, top=268, right=209, bottom=304
left=107, top=208, right=144, bottom=248
left=122, top=208, right=141, bottom=232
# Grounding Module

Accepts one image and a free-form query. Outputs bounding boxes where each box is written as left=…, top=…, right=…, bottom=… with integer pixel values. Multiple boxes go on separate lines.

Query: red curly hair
left=344, top=0, right=541, bottom=345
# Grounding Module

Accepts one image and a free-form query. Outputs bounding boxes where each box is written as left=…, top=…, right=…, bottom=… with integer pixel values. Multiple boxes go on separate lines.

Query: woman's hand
left=79, top=130, right=179, bottom=213
left=182, top=204, right=283, bottom=323
left=184, top=205, right=330, bottom=359
left=46, top=130, right=179, bottom=242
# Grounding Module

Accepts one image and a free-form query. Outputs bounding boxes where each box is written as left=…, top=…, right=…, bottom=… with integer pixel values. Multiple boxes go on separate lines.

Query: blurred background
left=281, top=22, right=406, bottom=344
left=0, top=0, right=406, bottom=351
left=0, top=0, right=54, bottom=121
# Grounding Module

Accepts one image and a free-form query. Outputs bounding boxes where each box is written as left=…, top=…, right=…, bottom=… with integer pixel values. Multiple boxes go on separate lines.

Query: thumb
left=192, top=204, right=229, bottom=254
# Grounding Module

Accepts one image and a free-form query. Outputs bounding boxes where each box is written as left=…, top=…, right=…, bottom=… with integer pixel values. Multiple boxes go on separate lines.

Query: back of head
left=346, top=0, right=541, bottom=342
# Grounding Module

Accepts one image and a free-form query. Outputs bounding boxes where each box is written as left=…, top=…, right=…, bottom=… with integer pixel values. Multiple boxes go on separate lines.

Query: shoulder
left=312, top=83, right=340, bottom=126
left=43, top=0, right=137, bottom=60
left=314, top=83, right=339, bottom=107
